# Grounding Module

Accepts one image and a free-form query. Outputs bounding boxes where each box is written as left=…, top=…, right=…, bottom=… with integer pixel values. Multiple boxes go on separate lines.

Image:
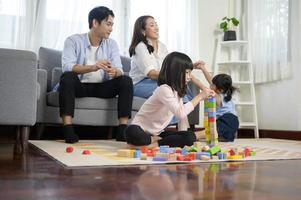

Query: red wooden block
left=177, top=155, right=184, bottom=161
left=244, top=148, right=251, bottom=157
left=184, top=157, right=192, bottom=161
left=141, top=147, right=148, bottom=153
left=229, top=149, right=236, bottom=156
left=82, top=150, right=91, bottom=155
left=187, top=152, right=196, bottom=160
left=175, top=149, right=182, bottom=154
left=66, top=146, right=73, bottom=153
left=208, top=117, right=216, bottom=122
left=147, top=150, right=154, bottom=157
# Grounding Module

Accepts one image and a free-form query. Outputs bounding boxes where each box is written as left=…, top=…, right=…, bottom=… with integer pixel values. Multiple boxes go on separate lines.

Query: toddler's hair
left=212, top=74, right=236, bottom=102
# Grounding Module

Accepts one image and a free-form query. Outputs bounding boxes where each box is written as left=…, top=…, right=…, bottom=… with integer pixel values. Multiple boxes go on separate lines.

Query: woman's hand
left=193, top=60, right=206, bottom=70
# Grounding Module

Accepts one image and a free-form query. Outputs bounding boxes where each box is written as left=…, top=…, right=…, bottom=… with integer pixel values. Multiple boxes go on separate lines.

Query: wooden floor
left=1, top=132, right=301, bottom=199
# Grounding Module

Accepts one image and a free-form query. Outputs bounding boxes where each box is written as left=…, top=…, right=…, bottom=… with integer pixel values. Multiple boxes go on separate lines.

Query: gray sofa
left=0, top=48, right=38, bottom=151
left=36, top=47, right=199, bottom=136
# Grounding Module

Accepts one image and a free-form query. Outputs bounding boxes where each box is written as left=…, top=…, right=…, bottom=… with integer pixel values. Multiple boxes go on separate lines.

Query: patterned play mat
left=29, top=139, right=301, bottom=167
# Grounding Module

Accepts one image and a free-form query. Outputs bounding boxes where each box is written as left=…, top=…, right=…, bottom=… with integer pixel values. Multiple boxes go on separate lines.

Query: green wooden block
left=208, top=146, right=221, bottom=155
left=188, top=146, right=198, bottom=152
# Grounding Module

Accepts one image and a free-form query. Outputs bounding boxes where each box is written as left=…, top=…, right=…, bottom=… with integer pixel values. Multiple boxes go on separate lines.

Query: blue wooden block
left=217, top=152, right=225, bottom=159
left=134, top=150, right=141, bottom=158
left=208, top=112, right=216, bottom=118
left=208, top=98, right=216, bottom=103
left=181, top=148, right=188, bottom=155
left=196, top=152, right=211, bottom=159
left=153, top=157, right=168, bottom=161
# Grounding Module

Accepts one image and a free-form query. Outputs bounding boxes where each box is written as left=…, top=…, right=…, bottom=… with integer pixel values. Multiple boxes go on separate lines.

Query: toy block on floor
left=208, top=146, right=221, bottom=155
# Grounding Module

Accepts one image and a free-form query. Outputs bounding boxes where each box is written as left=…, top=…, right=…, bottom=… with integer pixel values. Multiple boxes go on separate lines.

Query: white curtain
left=247, top=0, right=291, bottom=83
left=0, top=0, right=40, bottom=50
left=0, top=0, right=199, bottom=59
left=0, top=0, right=125, bottom=52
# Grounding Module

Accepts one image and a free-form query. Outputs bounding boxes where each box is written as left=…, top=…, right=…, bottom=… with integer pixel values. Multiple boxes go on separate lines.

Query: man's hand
left=91, top=60, right=112, bottom=72
left=107, top=67, right=121, bottom=78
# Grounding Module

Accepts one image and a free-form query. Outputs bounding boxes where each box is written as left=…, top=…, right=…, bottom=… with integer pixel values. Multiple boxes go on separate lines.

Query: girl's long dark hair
left=158, top=52, right=193, bottom=97
left=129, top=15, right=154, bottom=57
left=212, top=74, right=236, bottom=102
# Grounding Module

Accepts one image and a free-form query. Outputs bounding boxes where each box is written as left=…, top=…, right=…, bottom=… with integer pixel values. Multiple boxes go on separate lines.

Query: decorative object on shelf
left=219, top=17, right=239, bottom=41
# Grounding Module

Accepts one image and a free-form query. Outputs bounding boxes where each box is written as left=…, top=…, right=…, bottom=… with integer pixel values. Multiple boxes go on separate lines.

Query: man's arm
left=108, top=39, right=123, bottom=77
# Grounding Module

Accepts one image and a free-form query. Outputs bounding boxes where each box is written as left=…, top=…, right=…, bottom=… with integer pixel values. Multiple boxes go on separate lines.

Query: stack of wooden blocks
left=204, top=97, right=218, bottom=146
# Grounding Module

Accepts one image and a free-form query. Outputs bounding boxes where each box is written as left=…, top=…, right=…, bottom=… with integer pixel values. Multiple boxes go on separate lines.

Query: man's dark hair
left=88, top=6, right=114, bottom=29
left=158, top=52, right=193, bottom=97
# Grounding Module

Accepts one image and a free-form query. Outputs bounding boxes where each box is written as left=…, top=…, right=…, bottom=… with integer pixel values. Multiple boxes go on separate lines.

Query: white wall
left=196, top=0, right=301, bottom=131
left=254, top=7, right=301, bottom=131
left=198, top=0, right=228, bottom=70
left=194, top=0, right=228, bottom=126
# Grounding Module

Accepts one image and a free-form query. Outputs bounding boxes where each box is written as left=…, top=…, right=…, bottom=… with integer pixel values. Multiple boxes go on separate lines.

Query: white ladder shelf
left=214, top=40, right=259, bottom=138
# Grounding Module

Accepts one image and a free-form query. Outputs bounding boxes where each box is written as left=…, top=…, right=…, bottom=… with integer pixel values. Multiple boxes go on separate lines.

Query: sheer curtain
left=128, top=0, right=199, bottom=60
left=247, top=0, right=291, bottom=83
left=0, top=0, right=124, bottom=52
left=0, top=0, right=40, bottom=50
left=0, top=0, right=199, bottom=58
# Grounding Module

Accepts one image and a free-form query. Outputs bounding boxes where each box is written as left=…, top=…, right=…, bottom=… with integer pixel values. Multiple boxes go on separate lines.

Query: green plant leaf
left=220, top=21, right=228, bottom=32
left=231, top=18, right=239, bottom=26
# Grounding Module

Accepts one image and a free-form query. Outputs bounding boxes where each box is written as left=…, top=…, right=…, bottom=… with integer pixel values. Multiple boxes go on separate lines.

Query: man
left=60, top=6, right=133, bottom=143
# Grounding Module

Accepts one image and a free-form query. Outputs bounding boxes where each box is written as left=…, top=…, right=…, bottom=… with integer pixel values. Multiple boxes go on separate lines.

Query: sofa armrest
left=36, top=69, right=47, bottom=123
left=51, top=67, right=62, bottom=89
left=0, top=49, right=37, bottom=125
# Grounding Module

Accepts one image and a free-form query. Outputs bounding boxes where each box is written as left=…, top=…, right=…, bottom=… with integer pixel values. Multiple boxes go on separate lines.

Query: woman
left=129, top=15, right=208, bottom=99
left=129, top=15, right=168, bottom=98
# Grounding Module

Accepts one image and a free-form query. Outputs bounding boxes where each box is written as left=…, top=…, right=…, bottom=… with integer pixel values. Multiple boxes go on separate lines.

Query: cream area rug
left=29, top=139, right=301, bottom=167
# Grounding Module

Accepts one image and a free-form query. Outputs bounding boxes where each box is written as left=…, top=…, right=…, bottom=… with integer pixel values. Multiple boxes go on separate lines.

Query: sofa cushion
left=47, top=91, right=146, bottom=111
left=38, top=47, right=62, bottom=92
left=121, top=56, right=131, bottom=74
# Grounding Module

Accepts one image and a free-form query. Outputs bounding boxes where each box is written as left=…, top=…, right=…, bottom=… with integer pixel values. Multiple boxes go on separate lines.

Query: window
left=248, top=0, right=290, bottom=82
left=0, top=0, right=199, bottom=59
left=0, top=0, right=25, bottom=47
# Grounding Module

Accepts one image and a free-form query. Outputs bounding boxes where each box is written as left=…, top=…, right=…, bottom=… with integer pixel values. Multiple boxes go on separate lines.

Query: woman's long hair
left=129, top=15, right=154, bottom=57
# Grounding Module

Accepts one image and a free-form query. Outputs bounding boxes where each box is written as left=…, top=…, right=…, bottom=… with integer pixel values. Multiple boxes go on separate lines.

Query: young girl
left=195, top=64, right=239, bottom=142
left=124, top=52, right=212, bottom=148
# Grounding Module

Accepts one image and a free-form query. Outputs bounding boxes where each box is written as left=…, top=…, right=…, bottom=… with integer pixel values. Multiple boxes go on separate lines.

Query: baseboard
left=238, top=129, right=301, bottom=140
left=184, top=127, right=301, bottom=141
left=1, top=125, right=301, bottom=141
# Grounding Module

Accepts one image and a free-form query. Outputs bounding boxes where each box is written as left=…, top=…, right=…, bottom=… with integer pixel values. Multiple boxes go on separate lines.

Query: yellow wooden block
left=140, top=153, right=147, bottom=160
left=228, top=155, right=243, bottom=159
left=208, top=108, right=216, bottom=112
left=117, top=149, right=131, bottom=157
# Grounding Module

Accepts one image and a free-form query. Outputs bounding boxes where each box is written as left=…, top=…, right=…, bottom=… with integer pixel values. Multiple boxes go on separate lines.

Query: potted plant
left=220, top=17, right=239, bottom=41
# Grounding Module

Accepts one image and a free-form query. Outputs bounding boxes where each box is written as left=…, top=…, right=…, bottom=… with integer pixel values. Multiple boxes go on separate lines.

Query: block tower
left=204, top=97, right=218, bottom=145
